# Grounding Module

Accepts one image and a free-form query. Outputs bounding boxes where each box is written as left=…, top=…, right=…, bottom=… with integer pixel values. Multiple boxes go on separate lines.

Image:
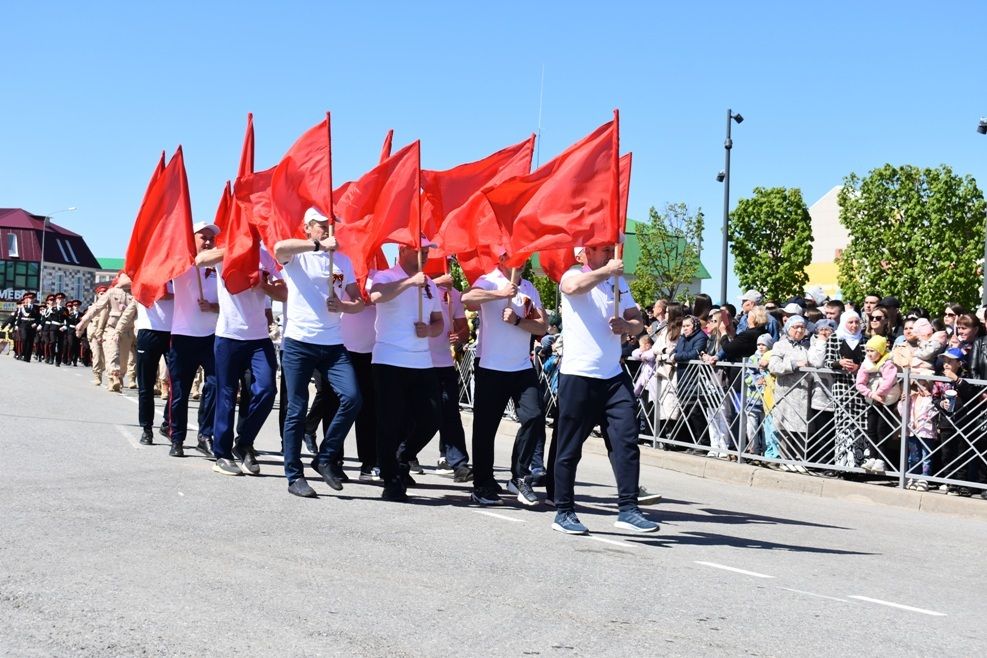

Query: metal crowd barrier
left=451, top=346, right=987, bottom=493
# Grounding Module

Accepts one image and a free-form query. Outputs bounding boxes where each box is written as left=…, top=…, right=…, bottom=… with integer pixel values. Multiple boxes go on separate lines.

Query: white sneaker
left=860, top=458, right=874, bottom=471
left=905, top=479, right=915, bottom=490
left=434, top=458, right=453, bottom=475
left=864, top=459, right=886, bottom=473
left=915, top=480, right=929, bottom=492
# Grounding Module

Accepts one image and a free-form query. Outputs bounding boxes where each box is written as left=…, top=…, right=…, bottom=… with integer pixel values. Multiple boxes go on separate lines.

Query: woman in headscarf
left=829, top=310, right=869, bottom=470
left=767, top=315, right=811, bottom=467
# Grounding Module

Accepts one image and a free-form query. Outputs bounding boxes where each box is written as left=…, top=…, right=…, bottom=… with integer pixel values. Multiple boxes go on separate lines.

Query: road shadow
left=612, top=530, right=876, bottom=556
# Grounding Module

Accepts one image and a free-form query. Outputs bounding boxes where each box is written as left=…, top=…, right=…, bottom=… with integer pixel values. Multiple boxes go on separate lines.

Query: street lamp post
left=978, top=119, right=987, bottom=307
left=37, top=207, right=77, bottom=296
left=717, top=109, right=743, bottom=306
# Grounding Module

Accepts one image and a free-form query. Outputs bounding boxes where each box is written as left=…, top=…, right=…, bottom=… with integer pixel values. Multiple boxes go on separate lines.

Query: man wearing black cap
left=12, top=293, right=40, bottom=361
left=47, top=293, right=69, bottom=366
left=63, top=300, right=82, bottom=366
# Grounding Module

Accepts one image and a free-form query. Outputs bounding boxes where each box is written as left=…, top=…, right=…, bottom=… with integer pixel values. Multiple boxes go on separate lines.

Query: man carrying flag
left=551, top=245, right=658, bottom=535
left=274, top=208, right=364, bottom=498
left=166, top=222, right=221, bottom=458
left=367, top=237, right=444, bottom=502
left=462, top=252, right=547, bottom=506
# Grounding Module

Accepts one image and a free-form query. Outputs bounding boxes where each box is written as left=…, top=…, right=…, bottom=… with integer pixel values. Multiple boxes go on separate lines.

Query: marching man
left=551, top=245, right=658, bottom=535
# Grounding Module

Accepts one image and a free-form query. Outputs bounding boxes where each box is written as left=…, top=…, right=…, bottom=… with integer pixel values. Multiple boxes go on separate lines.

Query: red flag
left=379, top=129, right=393, bottom=163
left=123, top=151, right=166, bottom=277
left=128, top=147, right=195, bottom=306
left=334, top=140, right=421, bottom=286
left=431, top=136, right=535, bottom=257
left=223, top=115, right=266, bottom=293
left=539, top=151, right=632, bottom=282
left=485, top=114, right=619, bottom=268
left=213, top=181, right=233, bottom=242
left=266, top=114, right=332, bottom=249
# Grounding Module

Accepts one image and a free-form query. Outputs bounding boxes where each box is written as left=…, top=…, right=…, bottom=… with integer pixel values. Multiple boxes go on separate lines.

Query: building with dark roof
left=0, top=208, right=101, bottom=311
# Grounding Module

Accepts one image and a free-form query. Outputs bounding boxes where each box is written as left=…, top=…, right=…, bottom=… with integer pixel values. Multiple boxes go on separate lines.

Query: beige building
left=805, top=186, right=848, bottom=300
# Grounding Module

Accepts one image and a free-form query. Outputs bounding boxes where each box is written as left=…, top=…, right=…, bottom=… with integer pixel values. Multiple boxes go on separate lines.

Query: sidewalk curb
left=581, top=439, right=987, bottom=521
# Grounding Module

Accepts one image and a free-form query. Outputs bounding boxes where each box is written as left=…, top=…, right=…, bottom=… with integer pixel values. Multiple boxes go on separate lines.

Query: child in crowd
left=854, top=335, right=901, bottom=473
left=898, top=379, right=938, bottom=491
left=744, top=334, right=775, bottom=457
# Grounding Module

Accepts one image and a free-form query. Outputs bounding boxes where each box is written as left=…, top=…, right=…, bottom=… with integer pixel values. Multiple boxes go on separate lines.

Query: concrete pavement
left=2, top=356, right=986, bottom=656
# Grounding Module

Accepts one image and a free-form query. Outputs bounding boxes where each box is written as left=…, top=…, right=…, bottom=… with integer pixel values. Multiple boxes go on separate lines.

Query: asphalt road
left=2, top=356, right=986, bottom=656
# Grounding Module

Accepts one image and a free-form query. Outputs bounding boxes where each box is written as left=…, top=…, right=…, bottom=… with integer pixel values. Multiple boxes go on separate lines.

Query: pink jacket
left=855, top=359, right=898, bottom=399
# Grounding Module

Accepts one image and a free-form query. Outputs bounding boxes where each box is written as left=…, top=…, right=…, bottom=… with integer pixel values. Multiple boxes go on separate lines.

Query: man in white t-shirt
left=274, top=208, right=364, bottom=498
left=550, top=245, right=658, bottom=536
left=462, top=255, right=547, bottom=506
left=196, top=244, right=285, bottom=477
left=134, top=281, right=174, bottom=446
left=340, top=273, right=379, bottom=480
left=166, top=221, right=221, bottom=458
left=367, top=238, right=444, bottom=502
left=413, top=271, right=472, bottom=481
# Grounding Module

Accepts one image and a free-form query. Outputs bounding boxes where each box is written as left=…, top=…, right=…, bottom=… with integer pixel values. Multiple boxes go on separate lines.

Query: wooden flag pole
left=612, top=243, right=622, bottom=320
left=417, top=144, right=424, bottom=324
left=326, top=112, right=337, bottom=301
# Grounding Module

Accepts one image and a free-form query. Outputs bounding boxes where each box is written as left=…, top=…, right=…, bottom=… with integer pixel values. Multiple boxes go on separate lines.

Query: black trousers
left=372, top=364, right=440, bottom=484
left=137, top=329, right=171, bottom=432
left=471, top=364, right=544, bottom=489
left=349, top=351, right=377, bottom=470
left=553, top=372, right=641, bottom=512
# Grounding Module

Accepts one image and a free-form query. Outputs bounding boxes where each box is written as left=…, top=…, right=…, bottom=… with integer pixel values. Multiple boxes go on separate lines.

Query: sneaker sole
left=212, top=464, right=242, bottom=476
left=551, top=522, right=587, bottom=535
left=516, top=492, right=539, bottom=506
left=614, top=520, right=660, bottom=533
left=470, top=495, right=503, bottom=506
left=239, top=464, right=260, bottom=476
left=638, top=495, right=662, bottom=506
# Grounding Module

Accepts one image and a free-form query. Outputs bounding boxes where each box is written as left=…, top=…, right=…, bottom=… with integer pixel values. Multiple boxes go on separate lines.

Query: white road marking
left=115, top=425, right=141, bottom=450
left=694, top=561, right=774, bottom=579
left=588, top=536, right=636, bottom=549
left=178, top=492, right=185, bottom=497
left=848, top=596, right=947, bottom=617
left=472, top=510, right=526, bottom=523
left=779, top=587, right=849, bottom=603
left=122, top=396, right=137, bottom=404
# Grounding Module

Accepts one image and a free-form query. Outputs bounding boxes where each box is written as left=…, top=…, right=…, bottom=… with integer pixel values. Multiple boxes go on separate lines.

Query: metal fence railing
left=451, top=346, right=987, bottom=494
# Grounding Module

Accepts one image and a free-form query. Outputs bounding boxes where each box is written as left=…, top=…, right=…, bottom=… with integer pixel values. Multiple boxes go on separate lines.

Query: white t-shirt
left=369, top=264, right=441, bottom=369
left=215, top=251, right=278, bottom=341
left=429, top=286, right=465, bottom=368
left=474, top=269, right=541, bottom=372
left=281, top=250, right=355, bottom=346
left=135, top=282, right=175, bottom=332
left=171, top=266, right=219, bottom=338
left=341, top=273, right=377, bottom=354
left=559, top=266, right=635, bottom=379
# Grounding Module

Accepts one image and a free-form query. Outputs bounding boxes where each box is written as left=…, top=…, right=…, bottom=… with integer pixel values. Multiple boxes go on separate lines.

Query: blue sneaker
left=614, top=508, right=659, bottom=533
left=552, top=511, right=588, bottom=535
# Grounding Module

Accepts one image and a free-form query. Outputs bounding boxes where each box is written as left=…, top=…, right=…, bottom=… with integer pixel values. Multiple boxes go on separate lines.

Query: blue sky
left=2, top=1, right=985, bottom=301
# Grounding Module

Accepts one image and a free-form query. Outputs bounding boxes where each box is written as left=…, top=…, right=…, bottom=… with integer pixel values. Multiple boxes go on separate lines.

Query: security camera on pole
left=716, top=109, right=743, bottom=306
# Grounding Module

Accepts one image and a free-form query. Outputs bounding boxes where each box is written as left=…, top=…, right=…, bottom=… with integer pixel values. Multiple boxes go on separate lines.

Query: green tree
left=631, top=203, right=704, bottom=304
left=837, top=164, right=985, bottom=310
left=728, top=187, right=813, bottom=302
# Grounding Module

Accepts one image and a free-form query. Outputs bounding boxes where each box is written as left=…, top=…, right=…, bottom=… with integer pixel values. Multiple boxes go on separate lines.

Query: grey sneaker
left=614, top=508, right=659, bottom=533
left=508, top=478, right=538, bottom=506
left=638, top=485, right=662, bottom=506
left=212, top=458, right=242, bottom=476
left=435, top=457, right=454, bottom=475
left=470, top=489, right=503, bottom=506
left=452, top=465, right=474, bottom=482
left=408, top=459, right=424, bottom=474
left=552, top=511, right=588, bottom=535
left=234, top=447, right=260, bottom=476
left=359, top=467, right=381, bottom=482
left=288, top=478, right=317, bottom=498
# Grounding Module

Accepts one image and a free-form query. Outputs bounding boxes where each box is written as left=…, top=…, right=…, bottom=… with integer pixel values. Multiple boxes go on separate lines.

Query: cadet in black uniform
left=13, top=293, right=41, bottom=362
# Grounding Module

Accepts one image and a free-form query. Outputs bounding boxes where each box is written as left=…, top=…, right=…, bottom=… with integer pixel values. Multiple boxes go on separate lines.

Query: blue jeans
left=212, top=336, right=277, bottom=459
left=907, top=435, right=937, bottom=477
left=281, top=337, right=361, bottom=484
left=166, top=334, right=216, bottom=446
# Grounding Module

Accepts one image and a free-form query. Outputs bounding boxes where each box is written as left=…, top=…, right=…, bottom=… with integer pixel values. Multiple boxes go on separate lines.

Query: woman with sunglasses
left=942, top=303, right=965, bottom=337
left=866, top=306, right=891, bottom=340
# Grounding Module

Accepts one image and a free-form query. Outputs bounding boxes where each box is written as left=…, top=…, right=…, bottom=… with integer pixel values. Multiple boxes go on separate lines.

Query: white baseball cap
left=192, top=221, right=220, bottom=237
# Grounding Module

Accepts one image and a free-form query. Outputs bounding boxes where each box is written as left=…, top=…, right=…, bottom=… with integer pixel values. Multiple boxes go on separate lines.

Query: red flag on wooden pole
left=483, top=118, right=618, bottom=269
left=123, top=151, right=166, bottom=278
left=127, top=147, right=196, bottom=306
